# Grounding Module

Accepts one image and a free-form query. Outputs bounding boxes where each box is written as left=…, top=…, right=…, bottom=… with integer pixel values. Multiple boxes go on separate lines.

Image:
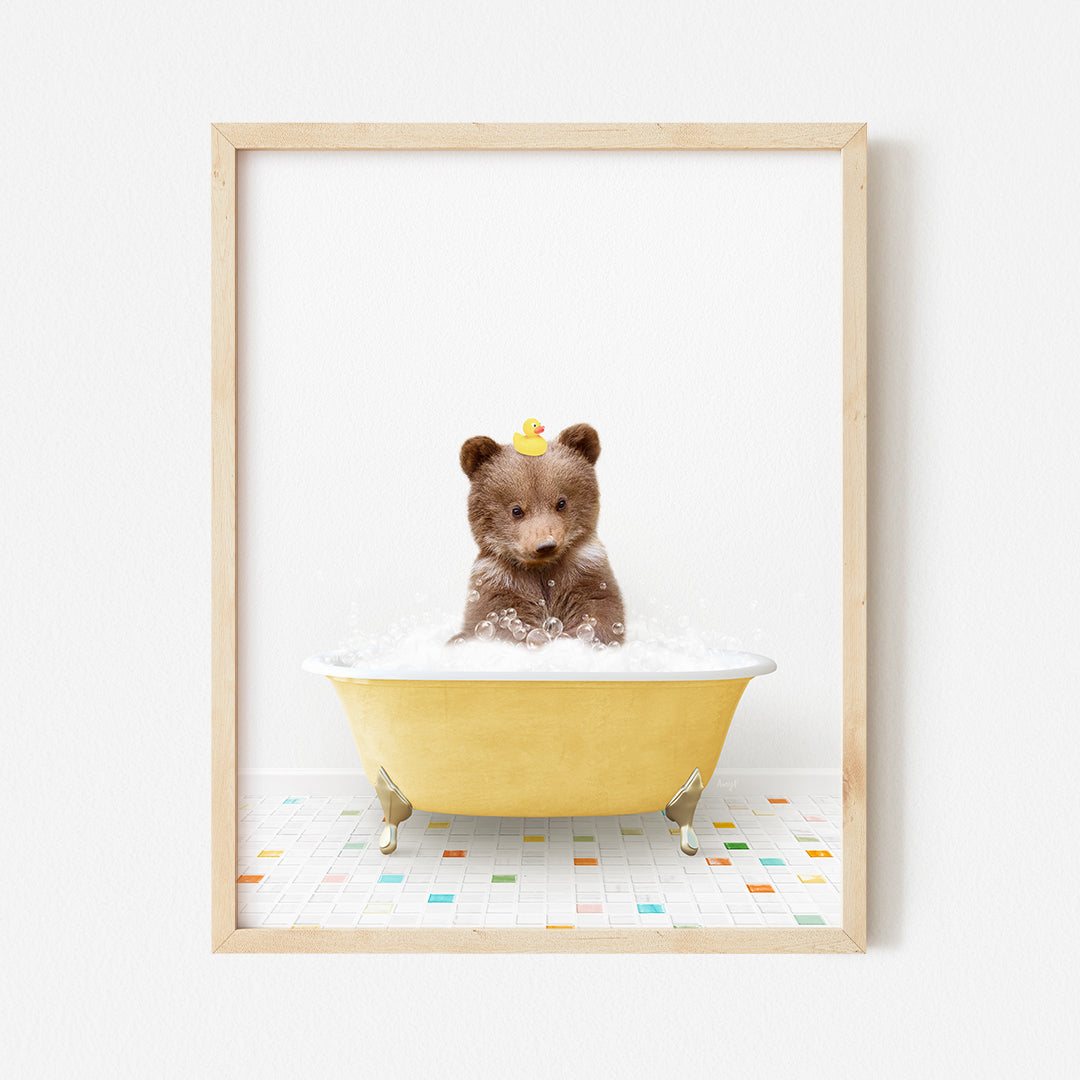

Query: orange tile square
left=574, top=857, right=598, bottom=866
left=767, top=798, right=789, bottom=804
left=237, top=875, right=264, bottom=884
left=807, top=850, right=833, bottom=858
left=523, top=835, right=545, bottom=842
left=706, top=858, right=731, bottom=866
left=546, top=924, right=574, bottom=929
left=442, top=850, right=467, bottom=858
left=747, top=884, right=775, bottom=893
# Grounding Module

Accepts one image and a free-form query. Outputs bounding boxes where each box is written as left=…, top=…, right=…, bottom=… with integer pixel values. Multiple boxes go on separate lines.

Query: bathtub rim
left=301, top=648, right=777, bottom=682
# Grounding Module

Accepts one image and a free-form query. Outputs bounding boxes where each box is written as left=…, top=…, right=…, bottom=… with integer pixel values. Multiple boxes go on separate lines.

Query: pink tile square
left=323, top=874, right=348, bottom=883
left=576, top=903, right=603, bottom=913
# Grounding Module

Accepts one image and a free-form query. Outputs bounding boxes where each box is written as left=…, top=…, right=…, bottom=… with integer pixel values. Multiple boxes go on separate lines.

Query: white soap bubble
left=486, top=611, right=498, bottom=621
left=513, top=627, right=527, bottom=641
left=542, top=616, right=563, bottom=637
left=547, top=579, right=555, bottom=587
left=612, top=622, right=625, bottom=636
left=592, top=641, right=606, bottom=652
left=575, top=623, right=595, bottom=643
left=467, top=589, right=480, bottom=603
left=526, top=628, right=548, bottom=649
left=505, top=608, right=517, bottom=620
left=599, top=581, right=607, bottom=590
left=509, top=618, right=524, bottom=633
left=474, top=620, right=495, bottom=641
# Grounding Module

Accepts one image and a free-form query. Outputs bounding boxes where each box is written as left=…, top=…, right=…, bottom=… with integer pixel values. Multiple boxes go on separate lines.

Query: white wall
left=4, top=2, right=1078, bottom=1078
left=237, top=148, right=841, bottom=774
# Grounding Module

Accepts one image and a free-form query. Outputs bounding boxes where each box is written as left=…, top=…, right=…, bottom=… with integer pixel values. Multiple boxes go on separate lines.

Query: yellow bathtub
left=302, top=652, right=776, bottom=856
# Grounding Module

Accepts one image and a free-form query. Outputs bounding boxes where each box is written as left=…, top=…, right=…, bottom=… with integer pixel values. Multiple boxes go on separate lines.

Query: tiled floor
left=237, top=792, right=842, bottom=929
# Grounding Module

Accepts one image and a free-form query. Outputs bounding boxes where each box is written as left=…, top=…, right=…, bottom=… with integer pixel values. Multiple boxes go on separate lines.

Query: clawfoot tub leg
left=374, top=766, right=413, bottom=855
left=665, top=768, right=705, bottom=856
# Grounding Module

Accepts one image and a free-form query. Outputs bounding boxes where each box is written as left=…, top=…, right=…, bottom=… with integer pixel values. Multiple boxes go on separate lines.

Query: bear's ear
left=460, top=435, right=502, bottom=478
left=556, top=423, right=601, bottom=465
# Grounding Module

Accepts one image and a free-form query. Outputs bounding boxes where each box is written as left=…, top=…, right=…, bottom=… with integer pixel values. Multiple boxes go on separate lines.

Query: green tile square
left=342, top=842, right=366, bottom=850
left=793, top=834, right=819, bottom=843
left=491, top=874, right=517, bottom=884
left=795, top=913, right=827, bottom=926
left=724, top=842, right=749, bottom=850
left=621, top=828, right=644, bottom=836
left=573, top=835, right=595, bottom=843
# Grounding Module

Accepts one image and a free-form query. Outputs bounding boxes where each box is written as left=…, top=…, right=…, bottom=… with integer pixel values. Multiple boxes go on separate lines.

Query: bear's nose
left=535, top=540, right=558, bottom=556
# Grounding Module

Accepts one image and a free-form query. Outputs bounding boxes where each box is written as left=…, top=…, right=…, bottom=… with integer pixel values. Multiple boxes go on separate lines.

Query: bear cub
left=451, top=423, right=625, bottom=646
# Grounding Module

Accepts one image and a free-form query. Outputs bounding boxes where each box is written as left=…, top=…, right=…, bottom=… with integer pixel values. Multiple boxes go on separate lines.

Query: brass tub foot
left=374, top=766, right=413, bottom=854
left=665, top=768, right=704, bottom=856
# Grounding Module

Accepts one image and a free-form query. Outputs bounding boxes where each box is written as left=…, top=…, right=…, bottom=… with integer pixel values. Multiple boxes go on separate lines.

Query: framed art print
left=211, top=123, right=867, bottom=953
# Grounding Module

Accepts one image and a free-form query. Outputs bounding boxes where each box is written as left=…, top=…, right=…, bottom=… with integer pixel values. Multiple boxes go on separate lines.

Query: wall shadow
left=866, top=138, right=917, bottom=949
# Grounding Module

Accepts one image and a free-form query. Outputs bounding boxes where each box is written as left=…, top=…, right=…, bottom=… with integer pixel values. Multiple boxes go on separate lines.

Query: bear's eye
left=512, top=506, right=524, bottom=518
left=556, top=498, right=567, bottom=511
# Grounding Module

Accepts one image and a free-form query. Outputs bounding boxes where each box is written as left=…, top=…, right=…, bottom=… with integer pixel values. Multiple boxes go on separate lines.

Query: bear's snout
left=534, top=540, right=558, bottom=556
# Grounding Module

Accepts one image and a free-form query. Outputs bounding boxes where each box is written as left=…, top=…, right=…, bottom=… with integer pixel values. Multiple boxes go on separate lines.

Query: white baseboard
left=239, top=767, right=841, bottom=798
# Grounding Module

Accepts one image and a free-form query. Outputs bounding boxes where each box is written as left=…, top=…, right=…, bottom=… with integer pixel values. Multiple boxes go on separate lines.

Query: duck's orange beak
left=536, top=425, right=545, bottom=434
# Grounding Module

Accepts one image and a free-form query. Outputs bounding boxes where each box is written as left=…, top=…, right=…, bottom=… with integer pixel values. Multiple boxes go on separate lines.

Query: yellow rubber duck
left=513, top=418, right=548, bottom=456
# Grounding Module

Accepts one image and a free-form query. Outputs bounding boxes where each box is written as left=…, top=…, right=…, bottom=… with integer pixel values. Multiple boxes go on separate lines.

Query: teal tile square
left=283, top=797, right=303, bottom=804
left=795, top=914, right=827, bottom=926
left=759, top=857, right=785, bottom=865
left=343, top=842, right=366, bottom=850
left=378, top=873, right=404, bottom=883
left=428, top=893, right=455, bottom=903
left=637, top=903, right=665, bottom=914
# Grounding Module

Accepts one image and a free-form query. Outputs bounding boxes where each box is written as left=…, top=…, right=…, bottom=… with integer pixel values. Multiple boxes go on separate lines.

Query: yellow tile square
left=257, top=850, right=284, bottom=857
left=712, top=822, right=736, bottom=829
left=523, top=835, right=546, bottom=842
left=799, top=874, right=826, bottom=884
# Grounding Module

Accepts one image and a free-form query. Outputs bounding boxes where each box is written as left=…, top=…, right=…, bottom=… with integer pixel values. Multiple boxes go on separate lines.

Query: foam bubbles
left=333, top=593, right=768, bottom=675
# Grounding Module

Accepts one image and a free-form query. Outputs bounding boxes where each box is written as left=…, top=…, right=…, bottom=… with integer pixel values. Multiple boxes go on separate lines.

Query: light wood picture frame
left=211, top=122, right=867, bottom=954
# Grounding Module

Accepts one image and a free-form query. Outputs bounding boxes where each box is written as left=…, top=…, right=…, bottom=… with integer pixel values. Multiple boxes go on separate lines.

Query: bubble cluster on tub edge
left=336, top=593, right=769, bottom=674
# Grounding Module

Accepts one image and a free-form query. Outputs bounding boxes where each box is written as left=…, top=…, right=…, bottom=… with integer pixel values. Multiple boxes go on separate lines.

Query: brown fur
left=451, top=423, right=625, bottom=646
